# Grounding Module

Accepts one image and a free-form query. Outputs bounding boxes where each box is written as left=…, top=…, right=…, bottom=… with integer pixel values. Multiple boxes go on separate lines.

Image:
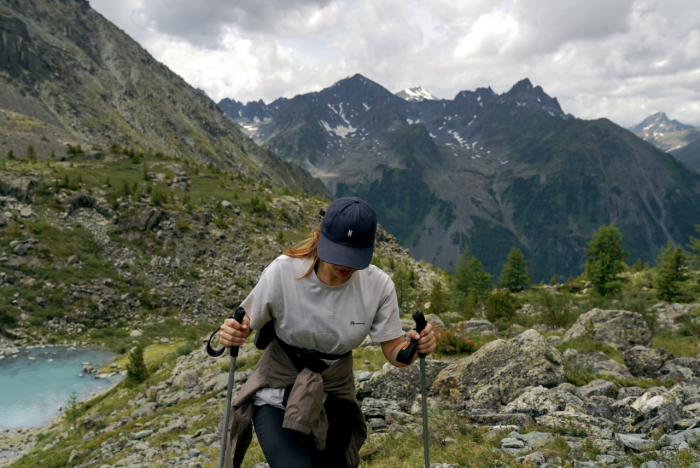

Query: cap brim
left=317, top=232, right=374, bottom=270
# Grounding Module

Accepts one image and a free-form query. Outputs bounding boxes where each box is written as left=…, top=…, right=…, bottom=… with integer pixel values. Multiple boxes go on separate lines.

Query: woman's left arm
left=380, top=322, right=436, bottom=367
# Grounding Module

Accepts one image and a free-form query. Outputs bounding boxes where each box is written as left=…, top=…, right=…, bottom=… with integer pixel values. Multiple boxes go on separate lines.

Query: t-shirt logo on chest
left=348, top=230, right=353, bottom=237
left=350, top=321, right=366, bottom=326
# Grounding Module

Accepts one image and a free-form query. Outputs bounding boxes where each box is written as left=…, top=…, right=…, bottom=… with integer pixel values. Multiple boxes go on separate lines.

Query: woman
left=219, top=196, right=436, bottom=468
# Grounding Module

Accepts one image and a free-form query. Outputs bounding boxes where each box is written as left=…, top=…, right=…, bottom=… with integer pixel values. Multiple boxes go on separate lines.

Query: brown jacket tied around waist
left=220, top=338, right=368, bottom=468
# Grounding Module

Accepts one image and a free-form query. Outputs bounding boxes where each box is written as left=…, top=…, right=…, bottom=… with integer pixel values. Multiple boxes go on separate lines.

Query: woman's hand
left=407, top=322, right=436, bottom=356
left=219, top=315, right=251, bottom=348
left=381, top=321, right=436, bottom=367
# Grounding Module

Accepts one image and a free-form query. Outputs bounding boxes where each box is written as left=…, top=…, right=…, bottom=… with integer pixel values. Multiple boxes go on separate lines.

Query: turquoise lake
left=0, top=346, right=123, bottom=430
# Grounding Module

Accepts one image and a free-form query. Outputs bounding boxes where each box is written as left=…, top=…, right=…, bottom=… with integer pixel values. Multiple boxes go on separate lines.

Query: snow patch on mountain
left=395, top=86, right=438, bottom=102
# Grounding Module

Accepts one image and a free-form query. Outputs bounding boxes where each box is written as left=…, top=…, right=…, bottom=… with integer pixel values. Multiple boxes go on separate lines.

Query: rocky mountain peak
left=499, top=78, right=568, bottom=118
left=395, top=85, right=438, bottom=102
left=629, top=112, right=694, bottom=135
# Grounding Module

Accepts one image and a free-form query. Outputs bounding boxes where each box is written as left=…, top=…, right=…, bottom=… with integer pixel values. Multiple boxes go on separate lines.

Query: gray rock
left=35, top=296, right=46, bottom=307
left=563, top=309, right=652, bottom=350
left=464, top=411, right=534, bottom=427
left=615, top=433, right=653, bottom=452
left=361, top=398, right=402, bottom=418
left=622, top=346, right=674, bottom=378
left=640, top=462, right=669, bottom=468
left=570, top=352, right=632, bottom=379
left=424, top=314, right=445, bottom=330
left=510, top=431, right=553, bottom=448
left=452, top=318, right=499, bottom=336
left=0, top=174, right=37, bottom=203
left=431, top=330, right=564, bottom=409
left=536, top=411, right=615, bottom=439
left=580, top=379, right=618, bottom=399
left=618, top=386, right=645, bottom=400
left=516, top=452, right=547, bottom=466
left=503, top=386, right=558, bottom=417
left=358, top=359, right=448, bottom=412
left=83, top=412, right=106, bottom=429
left=501, top=437, right=525, bottom=449
left=132, top=402, right=158, bottom=419
left=173, top=370, right=198, bottom=389
left=132, top=429, right=153, bottom=440
left=665, top=357, right=700, bottom=375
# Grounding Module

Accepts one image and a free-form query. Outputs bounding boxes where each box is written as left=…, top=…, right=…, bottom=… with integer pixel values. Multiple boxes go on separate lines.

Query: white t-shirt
left=241, top=255, right=403, bottom=408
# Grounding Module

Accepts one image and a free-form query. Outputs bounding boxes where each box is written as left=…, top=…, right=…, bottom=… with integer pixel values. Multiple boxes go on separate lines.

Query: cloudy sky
left=90, top=0, right=700, bottom=127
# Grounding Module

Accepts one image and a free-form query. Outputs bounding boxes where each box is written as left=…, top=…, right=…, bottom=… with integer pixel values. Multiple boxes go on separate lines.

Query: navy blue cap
left=317, top=197, right=377, bottom=270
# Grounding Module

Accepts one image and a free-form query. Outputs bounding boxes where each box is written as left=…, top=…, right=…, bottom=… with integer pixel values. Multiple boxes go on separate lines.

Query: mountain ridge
left=0, top=0, right=330, bottom=198
left=219, top=74, right=700, bottom=281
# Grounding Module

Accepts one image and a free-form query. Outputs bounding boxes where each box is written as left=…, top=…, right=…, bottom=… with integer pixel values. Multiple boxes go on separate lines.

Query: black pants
left=252, top=397, right=350, bottom=468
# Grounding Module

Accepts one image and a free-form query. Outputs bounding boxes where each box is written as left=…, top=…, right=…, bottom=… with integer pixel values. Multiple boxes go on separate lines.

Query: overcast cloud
left=91, top=0, right=700, bottom=127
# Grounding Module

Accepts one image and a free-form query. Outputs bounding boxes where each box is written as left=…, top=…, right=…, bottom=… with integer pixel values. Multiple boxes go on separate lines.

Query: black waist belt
left=276, top=337, right=351, bottom=374
left=276, top=337, right=351, bottom=407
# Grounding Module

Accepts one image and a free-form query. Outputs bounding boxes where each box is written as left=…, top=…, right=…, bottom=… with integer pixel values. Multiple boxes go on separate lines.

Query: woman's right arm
left=219, top=314, right=252, bottom=347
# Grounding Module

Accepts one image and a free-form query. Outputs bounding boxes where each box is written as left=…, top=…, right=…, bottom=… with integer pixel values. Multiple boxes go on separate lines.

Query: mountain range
left=220, top=75, right=700, bottom=281
left=629, top=112, right=700, bottom=172
left=0, top=0, right=329, bottom=197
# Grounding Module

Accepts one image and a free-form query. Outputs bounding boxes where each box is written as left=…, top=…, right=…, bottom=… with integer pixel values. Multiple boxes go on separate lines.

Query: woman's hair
left=283, top=224, right=321, bottom=279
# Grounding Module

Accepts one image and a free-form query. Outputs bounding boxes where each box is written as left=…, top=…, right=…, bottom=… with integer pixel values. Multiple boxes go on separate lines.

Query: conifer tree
left=126, top=345, right=149, bottom=386
left=429, top=280, right=447, bottom=315
left=499, top=247, right=531, bottom=291
left=585, top=224, right=628, bottom=296
left=454, top=245, right=493, bottom=301
left=655, top=240, right=688, bottom=302
left=687, top=225, right=700, bottom=269
left=550, top=274, right=557, bottom=286
left=26, top=145, right=36, bottom=160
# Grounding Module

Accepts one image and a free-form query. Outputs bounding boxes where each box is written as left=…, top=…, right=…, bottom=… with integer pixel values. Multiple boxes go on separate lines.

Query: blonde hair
left=283, top=225, right=321, bottom=279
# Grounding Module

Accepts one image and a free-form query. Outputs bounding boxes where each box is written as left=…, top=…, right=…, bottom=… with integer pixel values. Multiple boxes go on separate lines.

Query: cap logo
left=348, top=230, right=353, bottom=237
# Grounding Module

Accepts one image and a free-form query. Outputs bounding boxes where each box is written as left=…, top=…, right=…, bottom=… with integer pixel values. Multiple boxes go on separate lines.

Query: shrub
left=176, top=343, right=196, bottom=356
left=434, top=324, right=475, bottom=354
left=484, top=289, right=518, bottom=323
left=249, top=195, right=268, bottom=213
left=66, top=144, right=83, bottom=155
left=533, top=289, right=578, bottom=328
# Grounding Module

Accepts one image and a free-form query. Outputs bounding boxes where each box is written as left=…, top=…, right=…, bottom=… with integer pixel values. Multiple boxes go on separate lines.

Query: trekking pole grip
left=412, top=310, right=427, bottom=359
left=230, top=306, right=246, bottom=358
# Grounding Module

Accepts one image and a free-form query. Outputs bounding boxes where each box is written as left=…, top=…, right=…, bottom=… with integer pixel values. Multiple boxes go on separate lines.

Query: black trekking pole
left=207, top=306, right=246, bottom=468
left=396, top=310, right=430, bottom=468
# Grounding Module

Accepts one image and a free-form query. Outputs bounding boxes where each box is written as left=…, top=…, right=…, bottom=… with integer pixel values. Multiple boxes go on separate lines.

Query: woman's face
left=318, top=261, right=358, bottom=285
left=327, top=262, right=357, bottom=280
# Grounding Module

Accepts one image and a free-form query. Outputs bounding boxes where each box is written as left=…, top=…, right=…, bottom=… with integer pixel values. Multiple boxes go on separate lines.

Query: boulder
left=568, top=352, right=632, bottom=379
left=0, top=174, right=37, bottom=203
left=360, top=398, right=401, bottom=418
left=132, top=402, right=158, bottom=419
left=616, top=433, right=651, bottom=452
left=536, top=411, right=615, bottom=439
left=502, top=386, right=559, bottom=417
left=563, top=309, right=652, bottom=350
left=423, top=313, right=445, bottom=330
left=83, top=412, right=106, bottom=429
left=633, top=385, right=685, bottom=433
left=430, top=330, right=565, bottom=410
left=664, top=357, right=700, bottom=375
left=173, top=370, right=198, bottom=389
left=452, top=318, right=499, bottom=336
left=579, top=379, right=618, bottom=399
left=358, top=360, right=448, bottom=412
left=466, top=411, right=534, bottom=428
left=119, top=208, right=164, bottom=231
left=622, top=346, right=674, bottom=378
